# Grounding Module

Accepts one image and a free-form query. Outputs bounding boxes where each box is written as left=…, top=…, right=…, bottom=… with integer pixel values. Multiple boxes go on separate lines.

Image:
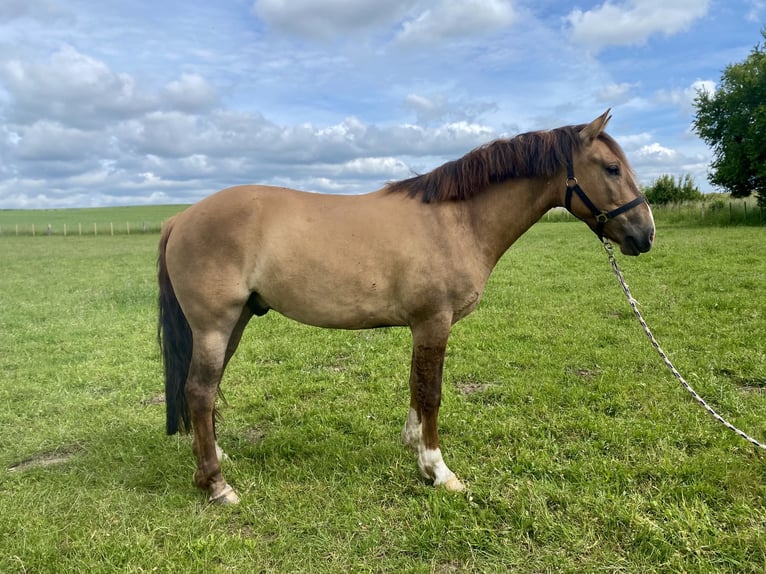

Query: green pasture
left=0, top=217, right=765, bottom=572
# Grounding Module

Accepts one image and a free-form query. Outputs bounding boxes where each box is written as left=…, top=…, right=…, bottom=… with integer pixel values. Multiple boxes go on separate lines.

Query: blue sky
left=0, top=0, right=763, bottom=208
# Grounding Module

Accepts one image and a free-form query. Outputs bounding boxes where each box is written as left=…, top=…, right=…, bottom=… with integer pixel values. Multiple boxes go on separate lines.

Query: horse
left=157, top=110, right=654, bottom=504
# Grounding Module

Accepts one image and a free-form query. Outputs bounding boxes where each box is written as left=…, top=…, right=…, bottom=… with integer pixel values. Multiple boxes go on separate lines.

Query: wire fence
left=0, top=221, right=165, bottom=237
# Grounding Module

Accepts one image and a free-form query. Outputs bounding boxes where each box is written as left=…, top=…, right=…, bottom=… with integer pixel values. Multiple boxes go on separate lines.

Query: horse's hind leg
left=403, top=316, right=465, bottom=492
left=209, top=308, right=254, bottom=465
left=187, top=326, right=241, bottom=504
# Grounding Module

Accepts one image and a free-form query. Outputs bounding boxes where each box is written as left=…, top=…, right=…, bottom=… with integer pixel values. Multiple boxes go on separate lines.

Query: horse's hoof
left=209, top=484, right=240, bottom=505
left=440, top=476, right=465, bottom=492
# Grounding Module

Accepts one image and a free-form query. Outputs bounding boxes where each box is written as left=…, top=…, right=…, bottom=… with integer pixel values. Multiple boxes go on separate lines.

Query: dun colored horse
left=158, top=110, right=654, bottom=503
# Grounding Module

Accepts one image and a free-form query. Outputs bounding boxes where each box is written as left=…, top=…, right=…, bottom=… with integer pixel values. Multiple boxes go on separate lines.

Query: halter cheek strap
left=564, top=159, right=647, bottom=240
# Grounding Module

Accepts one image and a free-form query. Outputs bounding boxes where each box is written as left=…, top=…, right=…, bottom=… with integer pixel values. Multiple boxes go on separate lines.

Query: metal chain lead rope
left=602, top=240, right=766, bottom=451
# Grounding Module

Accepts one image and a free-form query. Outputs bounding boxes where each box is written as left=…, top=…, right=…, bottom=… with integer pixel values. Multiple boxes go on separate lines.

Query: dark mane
left=386, top=124, right=625, bottom=203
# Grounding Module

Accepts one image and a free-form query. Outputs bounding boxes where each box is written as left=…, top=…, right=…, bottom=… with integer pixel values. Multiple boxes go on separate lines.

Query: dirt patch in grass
left=737, top=382, right=766, bottom=395
left=567, top=366, right=601, bottom=380
left=8, top=444, right=84, bottom=472
left=141, top=394, right=165, bottom=406
left=716, top=369, right=766, bottom=393
left=455, top=380, right=492, bottom=396
left=243, top=426, right=266, bottom=444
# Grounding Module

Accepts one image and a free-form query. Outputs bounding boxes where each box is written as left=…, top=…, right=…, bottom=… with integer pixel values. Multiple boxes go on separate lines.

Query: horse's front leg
left=403, top=317, right=465, bottom=492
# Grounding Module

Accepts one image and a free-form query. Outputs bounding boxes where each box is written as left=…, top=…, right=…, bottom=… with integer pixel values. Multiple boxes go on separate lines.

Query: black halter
left=564, top=158, right=647, bottom=240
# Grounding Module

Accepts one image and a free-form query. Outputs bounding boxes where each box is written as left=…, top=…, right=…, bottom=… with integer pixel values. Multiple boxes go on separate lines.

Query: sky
left=0, top=0, right=763, bottom=209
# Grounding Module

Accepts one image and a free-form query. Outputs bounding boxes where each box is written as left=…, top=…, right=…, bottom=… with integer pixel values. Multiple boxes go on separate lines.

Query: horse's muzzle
left=620, top=228, right=654, bottom=256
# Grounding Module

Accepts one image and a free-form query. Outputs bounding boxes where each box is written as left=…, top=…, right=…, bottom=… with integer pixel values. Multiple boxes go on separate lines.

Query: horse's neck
left=465, top=177, right=560, bottom=268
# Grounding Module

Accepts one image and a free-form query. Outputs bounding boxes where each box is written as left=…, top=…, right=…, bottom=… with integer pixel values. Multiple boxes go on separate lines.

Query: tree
left=644, top=174, right=702, bottom=205
left=693, top=29, right=766, bottom=207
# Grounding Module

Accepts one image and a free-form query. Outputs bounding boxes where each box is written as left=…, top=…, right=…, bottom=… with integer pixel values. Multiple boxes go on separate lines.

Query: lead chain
left=602, top=240, right=766, bottom=451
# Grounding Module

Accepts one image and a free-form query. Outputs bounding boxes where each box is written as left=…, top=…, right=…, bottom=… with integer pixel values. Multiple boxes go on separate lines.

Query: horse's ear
left=579, top=109, right=612, bottom=143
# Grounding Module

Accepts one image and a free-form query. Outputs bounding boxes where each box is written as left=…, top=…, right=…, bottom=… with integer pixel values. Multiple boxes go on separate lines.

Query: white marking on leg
left=215, top=442, right=228, bottom=463
left=417, top=447, right=452, bottom=483
left=417, top=447, right=464, bottom=491
left=401, top=407, right=422, bottom=451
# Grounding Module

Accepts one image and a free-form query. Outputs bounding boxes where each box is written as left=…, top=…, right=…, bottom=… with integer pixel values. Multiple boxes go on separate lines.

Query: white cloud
left=597, top=82, right=638, bottom=105
left=0, top=37, right=499, bottom=208
left=748, top=0, right=766, bottom=22
left=253, top=0, right=515, bottom=44
left=252, top=0, right=417, bottom=39
left=0, top=0, right=72, bottom=23
left=656, top=79, right=716, bottom=111
left=566, top=0, right=710, bottom=53
left=12, top=120, right=108, bottom=161
left=404, top=93, right=498, bottom=124
left=628, top=141, right=713, bottom=190
left=1, top=45, right=154, bottom=128
left=340, top=157, right=410, bottom=176
left=397, top=0, right=515, bottom=44
left=163, top=74, right=219, bottom=112
left=617, top=132, right=653, bottom=152
left=637, top=142, right=678, bottom=161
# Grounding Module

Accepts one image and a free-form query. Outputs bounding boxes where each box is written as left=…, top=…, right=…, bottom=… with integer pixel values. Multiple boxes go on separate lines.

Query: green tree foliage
left=693, top=29, right=766, bottom=206
left=644, top=174, right=702, bottom=205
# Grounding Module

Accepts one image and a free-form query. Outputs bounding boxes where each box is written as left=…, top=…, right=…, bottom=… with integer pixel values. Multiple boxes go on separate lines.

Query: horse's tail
left=157, top=217, right=192, bottom=435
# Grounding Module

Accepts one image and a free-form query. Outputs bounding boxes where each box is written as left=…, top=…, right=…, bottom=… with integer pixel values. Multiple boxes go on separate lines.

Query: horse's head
left=566, top=110, right=655, bottom=256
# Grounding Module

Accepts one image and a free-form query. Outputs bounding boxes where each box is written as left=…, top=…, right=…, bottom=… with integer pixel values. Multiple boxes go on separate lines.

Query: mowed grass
left=0, top=219, right=765, bottom=573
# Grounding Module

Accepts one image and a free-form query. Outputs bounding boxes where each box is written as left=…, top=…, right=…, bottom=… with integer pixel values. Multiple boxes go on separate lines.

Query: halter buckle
left=565, top=176, right=578, bottom=188
left=595, top=211, right=609, bottom=223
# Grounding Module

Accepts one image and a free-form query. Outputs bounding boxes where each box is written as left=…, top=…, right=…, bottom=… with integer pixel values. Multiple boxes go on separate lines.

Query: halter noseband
left=564, top=158, right=647, bottom=240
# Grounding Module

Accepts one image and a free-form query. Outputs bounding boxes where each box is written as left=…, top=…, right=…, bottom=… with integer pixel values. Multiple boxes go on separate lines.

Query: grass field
left=1, top=215, right=765, bottom=572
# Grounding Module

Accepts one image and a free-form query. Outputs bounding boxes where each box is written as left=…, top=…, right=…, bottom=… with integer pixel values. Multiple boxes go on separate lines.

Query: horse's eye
left=606, top=164, right=621, bottom=177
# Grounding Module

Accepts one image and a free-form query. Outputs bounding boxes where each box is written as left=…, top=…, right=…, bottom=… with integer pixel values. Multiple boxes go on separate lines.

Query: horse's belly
left=257, top=276, right=406, bottom=330
left=274, top=298, right=404, bottom=330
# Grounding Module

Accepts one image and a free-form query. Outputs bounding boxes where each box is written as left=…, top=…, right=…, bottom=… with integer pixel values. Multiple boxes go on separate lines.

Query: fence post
left=94, top=223, right=97, bottom=236
left=64, top=223, right=67, bottom=237
left=78, top=223, right=82, bottom=236
left=32, top=224, right=35, bottom=237
left=110, top=222, right=114, bottom=236
left=127, top=222, right=130, bottom=235
left=47, top=224, right=52, bottom=236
